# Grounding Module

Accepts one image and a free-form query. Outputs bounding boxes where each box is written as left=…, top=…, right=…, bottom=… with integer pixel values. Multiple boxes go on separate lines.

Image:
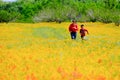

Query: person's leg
left=70, top=32, right=74, bottom=39
left=71, top=32, right=77, bottom=39
left=73, top=32, right=77, bottom=39
left=81, top=35, right=84, bottom=40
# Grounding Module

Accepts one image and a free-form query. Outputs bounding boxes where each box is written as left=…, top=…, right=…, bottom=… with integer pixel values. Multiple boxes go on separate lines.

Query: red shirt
left=80, top=28, right=88, bottom=36
left=69, top=23, right=78, bottom=32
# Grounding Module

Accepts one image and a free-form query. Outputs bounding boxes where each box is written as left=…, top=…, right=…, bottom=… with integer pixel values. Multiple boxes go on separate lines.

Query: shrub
left=112, top=15, right=120, bottom=26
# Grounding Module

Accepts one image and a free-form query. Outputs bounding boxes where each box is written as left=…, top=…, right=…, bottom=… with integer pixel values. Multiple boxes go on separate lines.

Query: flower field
left=0, top=22, right=120, bottom=80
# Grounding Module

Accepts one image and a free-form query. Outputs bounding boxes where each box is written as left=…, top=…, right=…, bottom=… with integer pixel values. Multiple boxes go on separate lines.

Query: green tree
left=0, top=10, right=19, bottom=22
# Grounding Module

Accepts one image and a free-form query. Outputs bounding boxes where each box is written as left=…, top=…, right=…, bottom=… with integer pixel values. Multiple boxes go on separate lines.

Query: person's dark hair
left=81, top=24, right=84, bottom=27
left=72, top=20, right=76, bottom=23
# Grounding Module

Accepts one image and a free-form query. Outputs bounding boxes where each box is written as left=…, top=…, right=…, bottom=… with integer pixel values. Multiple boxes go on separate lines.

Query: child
left=80, top=24, right=89, bottom=40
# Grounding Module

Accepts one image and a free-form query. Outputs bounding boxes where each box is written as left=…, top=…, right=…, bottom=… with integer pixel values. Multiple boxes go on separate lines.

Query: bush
left=0, top=0, right=120, bottom=24
left=112, top=14, right=120, bottom=26
left=0, top=10, right=10, bottom=22
left=33, top=5, right=78, bottom=22
left=0, top=10, right=20, bottom=23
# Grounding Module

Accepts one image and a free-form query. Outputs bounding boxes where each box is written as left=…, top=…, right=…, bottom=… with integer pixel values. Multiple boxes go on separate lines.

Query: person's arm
left=85, top=29, right=89, bottom=34
left=80, top=29, right=82, bottom=33
left=76, top=25, right=78, bottom=31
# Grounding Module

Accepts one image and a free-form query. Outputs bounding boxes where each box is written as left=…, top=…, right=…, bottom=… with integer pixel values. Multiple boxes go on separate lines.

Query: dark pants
left=81, top=35, right=84, bottom=40
left=70, top=32, right=77, bottom=39
left=81, top=35, right=85, bottom=40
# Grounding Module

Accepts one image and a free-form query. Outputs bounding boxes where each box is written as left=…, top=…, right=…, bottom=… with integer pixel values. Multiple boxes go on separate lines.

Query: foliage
left=0, top=0, right=120, bottom=25
left=0, top=10, right=20, bottom=22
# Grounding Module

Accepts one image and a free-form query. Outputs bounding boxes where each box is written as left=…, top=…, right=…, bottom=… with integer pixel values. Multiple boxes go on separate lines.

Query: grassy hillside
left=0, top=22, right=120, bottom=80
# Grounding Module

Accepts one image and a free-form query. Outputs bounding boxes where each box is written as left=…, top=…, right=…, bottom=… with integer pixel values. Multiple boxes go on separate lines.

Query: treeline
left=0, top=0, right=120, bottom=25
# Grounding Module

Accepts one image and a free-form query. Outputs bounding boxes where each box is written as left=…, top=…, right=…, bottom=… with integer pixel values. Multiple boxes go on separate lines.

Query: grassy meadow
left=0, top=22, right=120, bottom=80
